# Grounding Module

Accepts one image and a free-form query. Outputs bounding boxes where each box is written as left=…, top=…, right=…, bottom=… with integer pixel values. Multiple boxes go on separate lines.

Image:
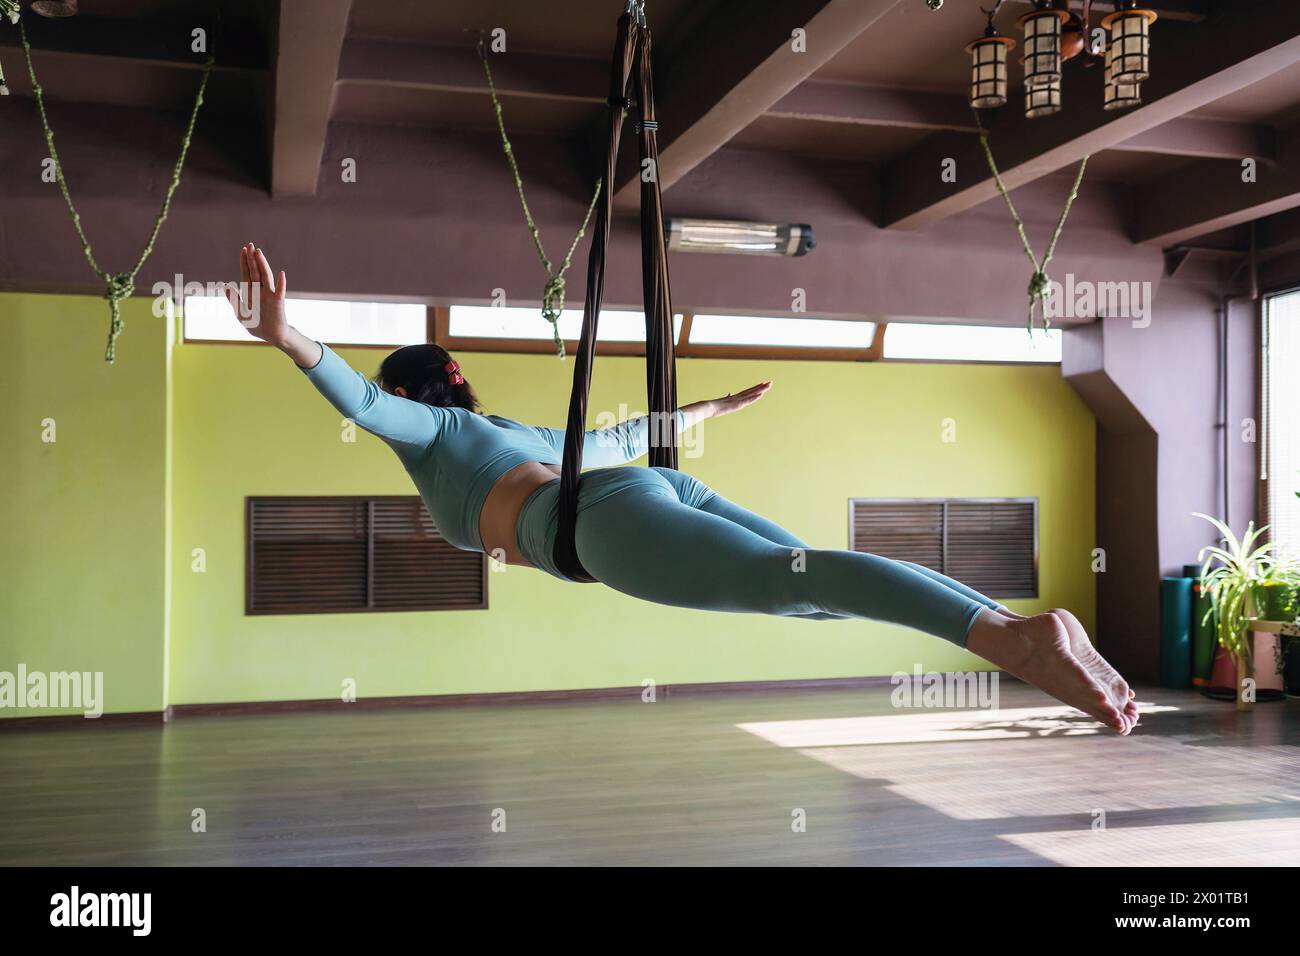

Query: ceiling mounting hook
left=625, top=0, right=647, bottom=27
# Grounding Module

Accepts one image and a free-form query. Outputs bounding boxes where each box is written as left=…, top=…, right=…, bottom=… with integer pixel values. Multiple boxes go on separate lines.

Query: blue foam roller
left=1160, top=577, right=1194, bottom=689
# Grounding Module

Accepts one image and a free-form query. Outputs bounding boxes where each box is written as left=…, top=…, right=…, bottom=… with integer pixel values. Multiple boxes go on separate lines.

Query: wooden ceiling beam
left=609, top=0, right=906, bottom=210
left=1109, top=116, right=1274, bottom=161
left=767, top=80, right=1271, bottom=161
left=336, top=39, right=606, bottom=103
left=0, top=11, right=266, bottom=70
left=1130, top=127, right=1300, bottom=246
left=1001, top=1, right=1209, bottom=23
left=269, top=0, right=355, bottom=198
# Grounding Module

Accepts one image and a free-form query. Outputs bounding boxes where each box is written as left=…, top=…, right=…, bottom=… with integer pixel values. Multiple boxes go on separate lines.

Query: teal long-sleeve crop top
left=300, top=344, right=684, bottom=552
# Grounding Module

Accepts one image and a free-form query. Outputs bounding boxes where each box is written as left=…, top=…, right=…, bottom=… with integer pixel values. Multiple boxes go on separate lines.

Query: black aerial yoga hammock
left=553, top=3, right=678, bottom=583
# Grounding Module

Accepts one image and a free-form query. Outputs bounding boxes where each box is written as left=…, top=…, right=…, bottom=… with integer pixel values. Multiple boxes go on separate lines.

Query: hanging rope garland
left=478, top=37, right=603, bottom=358
left=9, top=12, right=213, bottom=363
left=974, top=111, right=1088, bottom=333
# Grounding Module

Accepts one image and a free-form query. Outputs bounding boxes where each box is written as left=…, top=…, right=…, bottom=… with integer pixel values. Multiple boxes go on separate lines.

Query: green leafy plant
left=1257, top=557, right=1300, bottom=622
left=1195, top=513, right=1276, bottom=679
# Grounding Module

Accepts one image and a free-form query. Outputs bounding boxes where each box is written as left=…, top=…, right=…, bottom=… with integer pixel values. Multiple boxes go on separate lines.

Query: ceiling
left=0, top=0, right=1298, bottom=252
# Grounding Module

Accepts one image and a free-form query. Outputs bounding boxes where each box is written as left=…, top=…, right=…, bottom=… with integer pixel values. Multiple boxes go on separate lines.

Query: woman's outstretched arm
left=542, top=381, right=773, bottom=467
left=225, top=244, right=442, bottom=450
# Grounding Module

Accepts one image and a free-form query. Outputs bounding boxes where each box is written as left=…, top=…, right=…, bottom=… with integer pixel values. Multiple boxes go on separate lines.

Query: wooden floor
left=3, top=683, right=1299, bottom=866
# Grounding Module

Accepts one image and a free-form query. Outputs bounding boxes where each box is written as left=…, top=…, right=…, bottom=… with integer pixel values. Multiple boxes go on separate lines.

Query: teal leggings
left=516, top=467, right=1001, bottom=647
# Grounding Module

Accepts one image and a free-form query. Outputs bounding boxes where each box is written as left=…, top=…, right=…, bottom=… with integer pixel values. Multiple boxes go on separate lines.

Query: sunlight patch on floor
left=1001, top=816, right=1300, bottom=866
left=737, top=703, right=1178, bottom=748
left=736, top=702, right=1300, bottom=829
left=798, top=733, right=1300, bottom=821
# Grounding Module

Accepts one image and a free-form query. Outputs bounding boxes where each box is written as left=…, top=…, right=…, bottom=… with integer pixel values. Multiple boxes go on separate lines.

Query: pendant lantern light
left=1101, top=1, right=1156, bottom=85
left=1019, top=2, right=1070, bottom=89
left=960, top=0, right=1156, bottom=119
left=0, top=0, right=16, bottom=95
left=1103, top=36, right=1142, bottom=111
left=966, top=14, right=1016, bottom=110
left=31, top=0, right=78, bottom=15
left=1025, top=75, right=1062, bottom=118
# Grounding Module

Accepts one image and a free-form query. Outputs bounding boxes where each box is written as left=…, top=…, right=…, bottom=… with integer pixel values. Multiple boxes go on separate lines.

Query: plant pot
left=1249, top=631, right=1286, bottom=702
left=1204, top=634, right=1285, bottom=705
left=1285, top=639, right=1300, bottom=698
left=1255, top=581, right=1298, bottom=623
left=1204, top=644, right=1239, bottom=701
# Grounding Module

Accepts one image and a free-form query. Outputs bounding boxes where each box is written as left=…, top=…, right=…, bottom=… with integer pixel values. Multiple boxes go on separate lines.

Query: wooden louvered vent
left=849, top=498, right=1037, bottom=599
left=247, top=496, right=487, bottom=615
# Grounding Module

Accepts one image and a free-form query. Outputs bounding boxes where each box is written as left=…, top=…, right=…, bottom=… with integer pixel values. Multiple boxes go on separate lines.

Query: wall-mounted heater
left=665, top=219, right=816, bottom=257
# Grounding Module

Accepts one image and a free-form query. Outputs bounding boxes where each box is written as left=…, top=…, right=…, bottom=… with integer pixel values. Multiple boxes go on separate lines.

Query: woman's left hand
left=710, top=382, right=771, bottom=418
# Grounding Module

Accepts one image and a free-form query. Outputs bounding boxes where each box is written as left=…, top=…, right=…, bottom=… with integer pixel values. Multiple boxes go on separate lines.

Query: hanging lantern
left=966, top=21, right=1016, bottom=110
left=1019, top=2, right=1070, bottom=89
left=1025, top=75, right=1062, bottom=118
left=1101, top=1, right=1156, bottom=85
left=1103, top=38, right=1141, bottom=111
left=31, top=0, right=79, bottom=15
left=0, top=0, right=16, bottom=95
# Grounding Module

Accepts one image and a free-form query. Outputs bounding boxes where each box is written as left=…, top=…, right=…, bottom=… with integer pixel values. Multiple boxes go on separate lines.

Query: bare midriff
left=478, top=460, right=561, bottom=567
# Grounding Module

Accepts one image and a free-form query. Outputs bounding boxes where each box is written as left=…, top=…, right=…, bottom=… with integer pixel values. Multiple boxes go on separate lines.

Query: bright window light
left=1265, top=289, right=1300, bottom=561
left=884, top=322, right=1062, bottom=362
left=184, top=296, right=426, bottom=346
left=689, top=314, right=876, bottom=348
left=448, top=305, right=683, bottom=343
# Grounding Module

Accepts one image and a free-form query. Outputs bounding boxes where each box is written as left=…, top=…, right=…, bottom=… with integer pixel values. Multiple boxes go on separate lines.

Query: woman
left=229, top=244, right=1138, bottom=734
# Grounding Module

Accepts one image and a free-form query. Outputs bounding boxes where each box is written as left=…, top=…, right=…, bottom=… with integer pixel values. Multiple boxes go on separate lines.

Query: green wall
left=167, top=340, right=1095, bottom=706
left=0, top=295, right=169, bottom=717
left=1, top=292, right=1095, bottom=716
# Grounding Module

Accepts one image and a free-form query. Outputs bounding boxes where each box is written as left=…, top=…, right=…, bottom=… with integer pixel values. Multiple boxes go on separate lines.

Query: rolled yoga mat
left=1191, top=579, right=1217, bottom=685
left=1160, top=576, right=1194, bottom=689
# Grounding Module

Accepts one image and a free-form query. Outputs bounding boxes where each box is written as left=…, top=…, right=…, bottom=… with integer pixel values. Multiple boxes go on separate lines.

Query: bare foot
left=996, top=607, right=1138, bottom=734
left=967, top=610, right=1129, bottom=734
left=1050, top=607, right=1139, bottom=732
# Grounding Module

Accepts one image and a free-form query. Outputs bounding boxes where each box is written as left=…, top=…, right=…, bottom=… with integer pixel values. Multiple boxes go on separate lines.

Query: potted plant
left=1256, top=558, right=1299, bottom=622
left=1195, top=514, right=1275, bottom=711
left=1261, top=558, right=1300, bottom=697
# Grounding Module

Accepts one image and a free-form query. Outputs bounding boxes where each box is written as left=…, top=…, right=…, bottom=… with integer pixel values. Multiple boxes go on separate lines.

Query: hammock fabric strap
left=553, top=12, right=678, bottom=583
left=633, top=23, right=678, bottom=475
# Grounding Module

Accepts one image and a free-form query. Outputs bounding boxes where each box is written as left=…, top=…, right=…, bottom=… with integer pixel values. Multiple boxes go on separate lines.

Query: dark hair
left=376, top=344, right=480, bottom=412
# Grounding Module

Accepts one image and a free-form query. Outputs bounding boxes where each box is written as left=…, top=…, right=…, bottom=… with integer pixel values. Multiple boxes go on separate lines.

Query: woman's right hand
left=225, top=243, right=289, bottom=346
left=708, top=381, right=772, bottom=418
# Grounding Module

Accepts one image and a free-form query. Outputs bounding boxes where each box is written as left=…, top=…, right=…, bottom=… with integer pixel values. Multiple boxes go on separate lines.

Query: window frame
left=245, top=494, right=489, bottom=616
left=182, top=295, right=1063, bottom=366
left=180, top=296, right=430, bottom=350
left=879, top=321, right=1063, bottom=366
left=847, top=496, right=1040, bottom=599
left=432, top=306, right=887, bottom=362
left=1261, top=285, right=1300, bottom=555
